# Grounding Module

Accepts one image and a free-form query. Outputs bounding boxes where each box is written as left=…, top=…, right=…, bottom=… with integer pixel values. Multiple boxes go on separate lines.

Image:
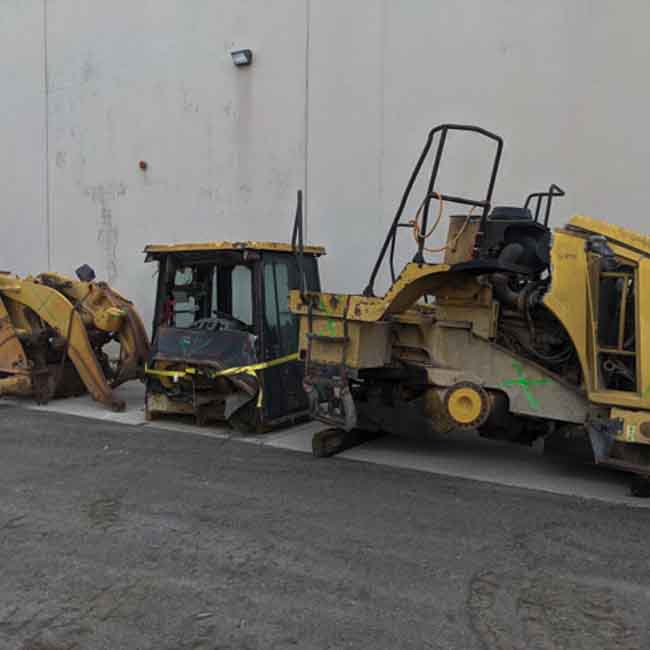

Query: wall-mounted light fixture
left=230, top=49, right=253, bottom=67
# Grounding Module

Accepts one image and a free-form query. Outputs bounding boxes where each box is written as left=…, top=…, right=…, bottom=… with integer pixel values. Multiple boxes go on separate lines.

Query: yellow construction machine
left=290, top=124, right=650, bottom=494
left=0, top=265, right=149, bottom=411
left=143, top=192, right=325, bottom=431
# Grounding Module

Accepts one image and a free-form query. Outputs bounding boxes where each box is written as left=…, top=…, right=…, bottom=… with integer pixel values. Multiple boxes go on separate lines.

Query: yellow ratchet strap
left=144, top=352, right=299, bottom=408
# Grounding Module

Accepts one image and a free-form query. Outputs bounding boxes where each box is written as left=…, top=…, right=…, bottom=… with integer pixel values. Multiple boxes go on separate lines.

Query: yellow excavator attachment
left=0, top=293, right=33, bottom=397
left=0, top=271, right=150, bottom=411
left=36, top=273, right=150, bottom=387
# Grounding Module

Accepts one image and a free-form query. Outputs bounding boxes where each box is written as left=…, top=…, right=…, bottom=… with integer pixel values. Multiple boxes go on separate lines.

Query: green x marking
left=501, top=360, right=549, bottom=411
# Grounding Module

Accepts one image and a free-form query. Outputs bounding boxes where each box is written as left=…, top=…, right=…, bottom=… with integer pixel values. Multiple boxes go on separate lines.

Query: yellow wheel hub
left=447, top=386, right=484, bottom=426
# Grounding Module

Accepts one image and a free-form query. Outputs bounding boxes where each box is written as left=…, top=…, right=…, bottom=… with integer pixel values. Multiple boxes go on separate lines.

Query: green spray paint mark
left=179, top=336, right=192, bottom=357
left=643, top=385, right=650, bottom=399
left=501, top=361, right=550, bottom=411
left=320, top=318, right=337, bottom=337
left=318, top=297, right=329, bottom=314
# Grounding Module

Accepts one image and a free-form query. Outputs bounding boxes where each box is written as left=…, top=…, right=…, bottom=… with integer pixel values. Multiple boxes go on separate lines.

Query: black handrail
left=524, top=184, right=565, bottom=227
left=363, top=124, right=503, bottom=297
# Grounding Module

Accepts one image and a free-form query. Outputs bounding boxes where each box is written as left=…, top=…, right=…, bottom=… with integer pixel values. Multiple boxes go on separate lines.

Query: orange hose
left=409, top=192, right=475, bottom=254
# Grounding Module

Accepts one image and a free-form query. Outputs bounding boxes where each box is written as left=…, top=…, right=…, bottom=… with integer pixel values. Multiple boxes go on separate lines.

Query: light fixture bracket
left=230, top=49, right=253, bottom=67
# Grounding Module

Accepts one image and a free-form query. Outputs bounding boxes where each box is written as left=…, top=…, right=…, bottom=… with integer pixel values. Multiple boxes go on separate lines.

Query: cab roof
left=143, top=240, right=326, bottom=256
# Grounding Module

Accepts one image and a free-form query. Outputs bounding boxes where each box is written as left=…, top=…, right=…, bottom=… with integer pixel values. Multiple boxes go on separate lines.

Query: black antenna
left=291, top=190, right=307, bottom=298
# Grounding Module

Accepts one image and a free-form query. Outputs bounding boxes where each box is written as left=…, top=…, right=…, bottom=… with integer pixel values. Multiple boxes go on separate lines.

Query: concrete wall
left=308, top=0, right=650, bottom=293
left=0, top=2, right=47, bottom=273
left=2, top=0, right=650, bottom=326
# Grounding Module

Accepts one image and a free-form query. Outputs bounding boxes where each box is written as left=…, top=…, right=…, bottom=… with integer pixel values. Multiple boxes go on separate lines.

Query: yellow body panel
left=543, top=230, right=591, bottom=390
left=569, top=215, right=650, bottom=255
left=611, top=407, right=650, bottom=446
left=543, top=223, right=650, bottom=412
left=638, top=260, right=650, bottom=404
left=290, top=263, right=469, bottom=324
left=298, top=318, right=392, bottom=368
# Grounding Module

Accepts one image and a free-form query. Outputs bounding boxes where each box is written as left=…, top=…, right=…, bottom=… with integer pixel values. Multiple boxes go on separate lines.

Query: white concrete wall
left=308, top=0, right=650, bottom=294
left=0, top=1, right=47, bottom=274
left=2, top=0, right=650, bottom=325
left=44, top=0, right=308, bottom=327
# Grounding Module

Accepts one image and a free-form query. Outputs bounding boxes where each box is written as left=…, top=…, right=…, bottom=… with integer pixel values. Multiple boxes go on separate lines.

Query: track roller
left=312, top=427, right=384, bottom=458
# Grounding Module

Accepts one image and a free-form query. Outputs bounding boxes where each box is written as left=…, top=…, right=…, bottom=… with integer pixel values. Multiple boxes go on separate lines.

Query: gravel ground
left=0, top=406, right=649, bottom=649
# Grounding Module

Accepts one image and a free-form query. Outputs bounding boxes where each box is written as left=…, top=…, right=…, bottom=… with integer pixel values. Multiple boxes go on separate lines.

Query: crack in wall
left=85, top=183, right=125, bottom=284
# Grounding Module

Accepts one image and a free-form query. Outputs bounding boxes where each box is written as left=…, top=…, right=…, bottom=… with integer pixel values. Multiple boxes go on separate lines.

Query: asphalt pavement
left=1, top=406, right=649, bottom=649
left=3, top=384, right=644, bottom=507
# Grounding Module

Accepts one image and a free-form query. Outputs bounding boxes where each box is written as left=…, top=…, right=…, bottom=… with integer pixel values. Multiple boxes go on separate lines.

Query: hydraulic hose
left=490, top=243, right=525, bottom=310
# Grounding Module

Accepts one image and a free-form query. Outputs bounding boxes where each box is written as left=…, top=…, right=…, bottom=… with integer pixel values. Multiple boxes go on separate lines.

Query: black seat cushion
left=489, top=206, right=533, bottom=221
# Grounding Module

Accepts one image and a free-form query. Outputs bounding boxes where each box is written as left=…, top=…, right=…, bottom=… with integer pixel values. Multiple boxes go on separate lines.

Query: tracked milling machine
left=290, top=124, right=650, bottom=489
left=0, top=266, right=149, bottom=411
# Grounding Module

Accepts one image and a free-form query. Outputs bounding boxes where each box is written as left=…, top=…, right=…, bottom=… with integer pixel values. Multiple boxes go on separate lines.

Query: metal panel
left=432, top=327, right=589, bottom=423
left=637, top=259, right=650, bottom=406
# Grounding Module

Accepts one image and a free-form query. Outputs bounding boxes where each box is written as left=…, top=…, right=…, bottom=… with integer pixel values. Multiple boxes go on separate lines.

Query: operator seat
left=480, top=205, right=551, bottom=276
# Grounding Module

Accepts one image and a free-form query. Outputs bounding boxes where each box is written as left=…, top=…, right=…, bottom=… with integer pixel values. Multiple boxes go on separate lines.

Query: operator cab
left=143, top=237, right=324, bottom=428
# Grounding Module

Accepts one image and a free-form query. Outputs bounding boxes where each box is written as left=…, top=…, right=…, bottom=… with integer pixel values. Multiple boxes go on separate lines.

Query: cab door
left=259, top=252, right=320, bottom=422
